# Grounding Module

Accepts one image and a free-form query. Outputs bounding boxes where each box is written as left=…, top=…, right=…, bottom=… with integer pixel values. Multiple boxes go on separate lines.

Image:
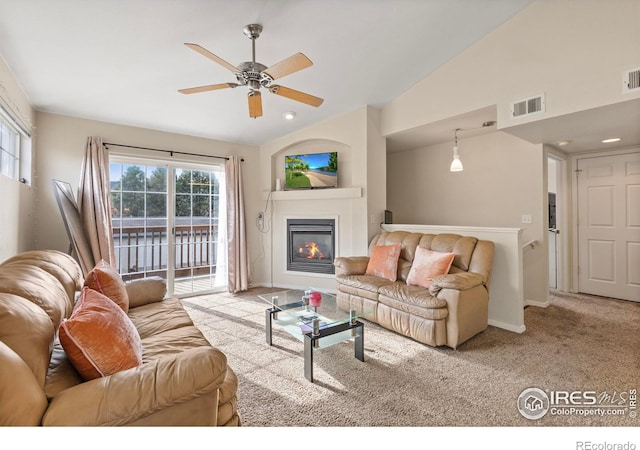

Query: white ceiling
left=0, top=0, right=535, bottom=147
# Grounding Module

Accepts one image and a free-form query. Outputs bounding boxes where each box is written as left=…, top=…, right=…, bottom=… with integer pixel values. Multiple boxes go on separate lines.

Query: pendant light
left=449, top=121, right=496, bottom=172
left=450, top=128, right=463, bottom=172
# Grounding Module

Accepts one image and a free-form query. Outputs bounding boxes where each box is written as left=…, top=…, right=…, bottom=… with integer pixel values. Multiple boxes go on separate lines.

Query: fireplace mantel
left=269, top=187, right=361, bottom=201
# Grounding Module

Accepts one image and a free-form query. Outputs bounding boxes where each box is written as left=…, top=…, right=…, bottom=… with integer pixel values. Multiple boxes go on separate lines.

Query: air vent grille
left=623, top=67, right=640, bottom=93
left=513, top=101, right=527, bottom=117
left=510, top=93, right=545, bottom=118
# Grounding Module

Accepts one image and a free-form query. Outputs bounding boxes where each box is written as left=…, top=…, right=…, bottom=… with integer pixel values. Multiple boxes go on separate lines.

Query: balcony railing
left=113, top=224, right=217, bottom=281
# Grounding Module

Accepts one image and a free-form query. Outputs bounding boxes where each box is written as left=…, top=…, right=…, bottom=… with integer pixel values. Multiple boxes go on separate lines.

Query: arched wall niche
left=271, top=138, right=352, bottom=190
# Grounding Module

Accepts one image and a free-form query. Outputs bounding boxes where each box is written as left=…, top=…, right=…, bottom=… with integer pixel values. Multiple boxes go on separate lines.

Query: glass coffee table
left=258, top=289, right=374, bottom=382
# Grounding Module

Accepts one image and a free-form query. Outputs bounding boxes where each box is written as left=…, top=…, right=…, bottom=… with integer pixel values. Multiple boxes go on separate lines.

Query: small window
left=0, top=104, right=31, bottom=184
left=0, top=117, right=20, bottom=180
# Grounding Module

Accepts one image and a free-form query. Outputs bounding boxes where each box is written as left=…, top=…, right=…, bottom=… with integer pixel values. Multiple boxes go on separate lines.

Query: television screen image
left=285, top=152, right=338, bottom=189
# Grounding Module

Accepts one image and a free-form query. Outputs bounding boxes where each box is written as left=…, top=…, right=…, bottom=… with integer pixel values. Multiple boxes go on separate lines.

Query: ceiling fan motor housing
left=235, top=61, right=272, bottom=90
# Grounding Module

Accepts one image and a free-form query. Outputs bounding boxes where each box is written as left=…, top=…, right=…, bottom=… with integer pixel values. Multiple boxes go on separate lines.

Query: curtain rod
left=103, top=142, right=244, bottom=161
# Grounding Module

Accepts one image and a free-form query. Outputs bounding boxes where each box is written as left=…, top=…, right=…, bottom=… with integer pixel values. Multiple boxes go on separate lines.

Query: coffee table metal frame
left=263, top=293, right=366, bottom=382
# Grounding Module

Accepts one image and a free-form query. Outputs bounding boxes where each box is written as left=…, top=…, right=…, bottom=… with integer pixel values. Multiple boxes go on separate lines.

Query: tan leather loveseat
left=0, top=250, right=240, bottom=426
left=334, top=231, right=495, bottom=349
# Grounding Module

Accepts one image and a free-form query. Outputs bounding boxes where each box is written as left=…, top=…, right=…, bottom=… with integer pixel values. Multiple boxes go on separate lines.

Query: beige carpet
left=182, top=288, right=639, bottom=427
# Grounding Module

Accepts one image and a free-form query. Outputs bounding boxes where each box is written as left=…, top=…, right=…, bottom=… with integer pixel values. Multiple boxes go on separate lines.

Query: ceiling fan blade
left=263, top=52, right=313, bottom=80
left=184, top=43, right=239, bottom=73
left=248, top=91, right=263, bottom=118
left=268, top=85, right=324, bottom=107
left=178, top=83, right=238, bottom=94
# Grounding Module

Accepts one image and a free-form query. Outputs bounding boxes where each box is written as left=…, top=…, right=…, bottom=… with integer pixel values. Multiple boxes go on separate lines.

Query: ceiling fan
left=179, top=24, right=324, bottom=119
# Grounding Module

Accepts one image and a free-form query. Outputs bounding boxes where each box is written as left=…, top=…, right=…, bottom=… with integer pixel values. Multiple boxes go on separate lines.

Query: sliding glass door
left=109, top=158, right=226, bottom=296
left=173, top=167, right=226, bottom=296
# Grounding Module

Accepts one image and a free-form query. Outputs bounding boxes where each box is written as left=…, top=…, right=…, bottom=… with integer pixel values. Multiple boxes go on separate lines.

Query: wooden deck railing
left=113, top=224, right=216, bottom=280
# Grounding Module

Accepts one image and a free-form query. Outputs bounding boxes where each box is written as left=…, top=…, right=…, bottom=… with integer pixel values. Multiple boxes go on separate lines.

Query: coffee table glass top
left=258, top=288, right=374, bottom=346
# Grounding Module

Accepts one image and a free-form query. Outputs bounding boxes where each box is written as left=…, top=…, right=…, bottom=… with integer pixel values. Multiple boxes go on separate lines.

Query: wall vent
left=510, top=93, right=545, bottom=118
left=623, top=67, right=640, bottom=93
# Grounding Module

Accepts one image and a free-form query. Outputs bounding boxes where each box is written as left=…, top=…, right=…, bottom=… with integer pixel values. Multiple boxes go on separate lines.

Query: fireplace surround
left=286, top=218, right=336, bottom=274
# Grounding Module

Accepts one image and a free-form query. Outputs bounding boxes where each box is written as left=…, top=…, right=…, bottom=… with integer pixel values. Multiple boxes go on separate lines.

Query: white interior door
left=577, top=152, right=640, bottom=302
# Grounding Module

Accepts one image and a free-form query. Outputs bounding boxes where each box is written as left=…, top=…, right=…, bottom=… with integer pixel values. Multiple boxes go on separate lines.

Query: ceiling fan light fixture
left=282, top=111, right=296, bottom=120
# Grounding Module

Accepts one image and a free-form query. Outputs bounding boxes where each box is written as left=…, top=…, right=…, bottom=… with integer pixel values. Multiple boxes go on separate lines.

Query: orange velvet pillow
left=406, top=247, right=456, bottom=289
left=84, top=260, right=129, bottom=312
left=365, top=244, right=402, bottom=281
left=59, top=287, right=142, bottom=381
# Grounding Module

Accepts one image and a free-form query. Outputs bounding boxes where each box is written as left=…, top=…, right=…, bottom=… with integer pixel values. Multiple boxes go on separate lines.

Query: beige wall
left=33, top=113, right=261, bottom=278
left=387, top=131, right=548, bottom=305
left=0, top=56, right=36, bottom=262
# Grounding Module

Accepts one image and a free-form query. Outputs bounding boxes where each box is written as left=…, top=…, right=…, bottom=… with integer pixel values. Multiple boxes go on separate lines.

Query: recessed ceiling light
left=601, top=137, right=621, bottom=143
left=557, top=140, right=571, bottom=147
left=282, top=111, right=296, bottom=120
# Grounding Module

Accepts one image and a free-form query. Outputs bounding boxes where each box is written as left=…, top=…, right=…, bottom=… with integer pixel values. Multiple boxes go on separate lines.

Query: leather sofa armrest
left=334, top=256, right=369, bottom=276
left=42, top=346, right=226, bottom=426
left=429, top=272, right=485, bottom=297
left=125, top=277, right=167, bottom=308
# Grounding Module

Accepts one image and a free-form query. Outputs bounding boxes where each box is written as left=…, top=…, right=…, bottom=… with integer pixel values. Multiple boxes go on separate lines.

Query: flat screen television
left=285, top=152, right=338, bottom=189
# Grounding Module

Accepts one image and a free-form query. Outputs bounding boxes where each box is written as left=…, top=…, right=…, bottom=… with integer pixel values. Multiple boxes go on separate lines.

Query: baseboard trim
left=525, top=298, right=551, bottom=308
left=488, top=319, right=526, bottom=334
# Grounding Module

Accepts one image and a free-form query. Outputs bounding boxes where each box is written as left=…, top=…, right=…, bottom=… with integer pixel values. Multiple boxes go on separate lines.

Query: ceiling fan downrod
left=243, top=24, right=262, bottom=65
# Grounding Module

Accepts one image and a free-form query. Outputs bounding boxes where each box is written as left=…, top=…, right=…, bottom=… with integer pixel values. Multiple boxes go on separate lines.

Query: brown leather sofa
left=0, top=250, right=240, bottom=426
left=334, top=231, right=495, bottom=349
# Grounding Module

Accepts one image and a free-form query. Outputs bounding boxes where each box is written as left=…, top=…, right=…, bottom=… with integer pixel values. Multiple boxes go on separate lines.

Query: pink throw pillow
left=84, top=260, right=129, bottom=312
left=406, top=247, right=455, bottom=289
left=365, top=244, right=402, bottom=281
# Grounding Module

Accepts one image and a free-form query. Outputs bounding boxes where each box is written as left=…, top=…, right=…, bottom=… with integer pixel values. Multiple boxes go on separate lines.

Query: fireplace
left=287, top=218, right=335, bottom=274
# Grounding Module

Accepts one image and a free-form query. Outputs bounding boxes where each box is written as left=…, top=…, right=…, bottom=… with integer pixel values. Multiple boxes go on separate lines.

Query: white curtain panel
left=225, top=155, right=250, bottom=293
left=77, top=136, right=116, bottom=272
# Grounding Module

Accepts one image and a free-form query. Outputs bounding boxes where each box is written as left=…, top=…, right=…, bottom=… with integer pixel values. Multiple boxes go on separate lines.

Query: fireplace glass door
left=287, top=219, right=335, bottom=274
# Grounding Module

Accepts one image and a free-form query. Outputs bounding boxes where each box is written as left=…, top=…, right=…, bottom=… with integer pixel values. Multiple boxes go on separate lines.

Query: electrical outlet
left=521, top=214, right=532, bottom=224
